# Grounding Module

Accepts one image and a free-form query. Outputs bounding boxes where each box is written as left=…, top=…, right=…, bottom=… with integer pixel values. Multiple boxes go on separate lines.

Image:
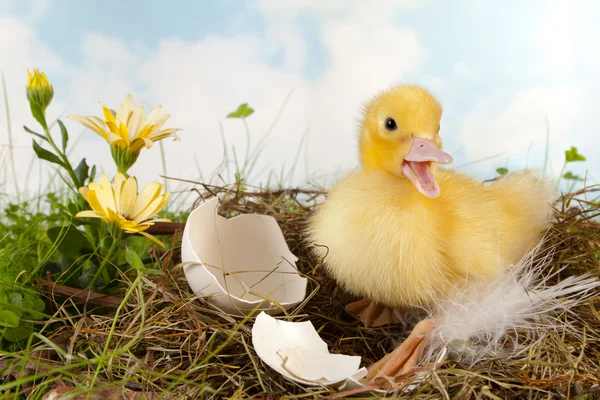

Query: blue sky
left=0, top=0, right=598, bottom=198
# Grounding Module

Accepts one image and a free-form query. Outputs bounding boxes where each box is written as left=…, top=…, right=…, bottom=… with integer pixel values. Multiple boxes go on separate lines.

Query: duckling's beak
left=401, top=138, right=453, bottom=199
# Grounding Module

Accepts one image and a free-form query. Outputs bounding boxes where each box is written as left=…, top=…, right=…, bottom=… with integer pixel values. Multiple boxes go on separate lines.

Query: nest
left=1, top=183, right=599, bottom=399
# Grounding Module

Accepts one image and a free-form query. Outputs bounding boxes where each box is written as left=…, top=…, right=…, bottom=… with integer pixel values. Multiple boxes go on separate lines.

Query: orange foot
left=366, top=319, right=435, bottom=383
left=345, top=298, right=408, bottom=328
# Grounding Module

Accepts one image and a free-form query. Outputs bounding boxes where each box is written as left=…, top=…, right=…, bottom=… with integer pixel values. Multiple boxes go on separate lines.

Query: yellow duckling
left=307, top=84, right=556, bottom=330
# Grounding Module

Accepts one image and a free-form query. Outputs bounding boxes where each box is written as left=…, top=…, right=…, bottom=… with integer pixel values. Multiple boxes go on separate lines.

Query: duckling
left=307, top=84, right=556, bottom=330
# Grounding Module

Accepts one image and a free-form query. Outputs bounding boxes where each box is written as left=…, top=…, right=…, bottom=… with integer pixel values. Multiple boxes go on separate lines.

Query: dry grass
left=1, top=182, right=599, bottom=399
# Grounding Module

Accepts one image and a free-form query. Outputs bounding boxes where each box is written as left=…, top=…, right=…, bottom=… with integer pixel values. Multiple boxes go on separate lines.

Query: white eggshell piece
left=181, top=197, right=308, bottom=316
left=252, top=311, right=368, bottom=387
left=277, top=346, right=362, bottom=382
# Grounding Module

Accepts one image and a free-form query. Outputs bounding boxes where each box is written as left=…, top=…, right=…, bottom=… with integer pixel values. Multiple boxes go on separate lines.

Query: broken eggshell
left=251, top=311, right=368, bottom=389
left=181, top=197, right=308, bottom=316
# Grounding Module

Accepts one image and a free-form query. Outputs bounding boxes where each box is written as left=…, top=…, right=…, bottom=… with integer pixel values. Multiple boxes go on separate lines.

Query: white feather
left=422, top=237, right=600, bottom=366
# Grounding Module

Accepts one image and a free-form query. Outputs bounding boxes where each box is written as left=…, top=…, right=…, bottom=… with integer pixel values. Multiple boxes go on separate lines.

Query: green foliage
left=28, top=101, right=47, bottom=130
left=46, top=225, right=93, bottom=260
left=126, top=247, right=162, bottom=276
left=32, top=139, right=64, bottom=167
left=0, top=209, right=56, bottom=349
left=496, top=167, right=508, bottom=176
left=58, top=119, right=69, bottom=152
left=559, top=146, right=589, bottom=192
left=563, top=171, right=583, bottom=181
left=23, top=125, right=47, bottom=142
left=74, top=158, right=90, bottom=189
left=125, top=247, right=145, bottom=272
left=565, top=146, right=586, bottom=162
left=227, top=103, right=254, bottom=119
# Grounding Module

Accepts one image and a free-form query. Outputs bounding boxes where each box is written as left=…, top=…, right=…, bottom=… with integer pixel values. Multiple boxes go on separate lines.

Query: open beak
left=401, top=137, right=453, bottom=199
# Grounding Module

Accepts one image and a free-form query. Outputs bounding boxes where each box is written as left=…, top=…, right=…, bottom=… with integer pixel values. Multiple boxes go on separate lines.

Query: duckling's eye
left=385, top=118, right=397, bottom=131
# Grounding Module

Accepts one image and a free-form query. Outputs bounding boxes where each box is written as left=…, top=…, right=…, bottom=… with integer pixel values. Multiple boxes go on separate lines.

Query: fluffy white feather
left=422, top=237, right=600, bottom=366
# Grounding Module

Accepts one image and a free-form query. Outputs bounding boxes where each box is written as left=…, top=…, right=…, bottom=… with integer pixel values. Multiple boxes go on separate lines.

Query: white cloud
left=451, top=62, right=474, bottom=81
left=0, top=0, right=53, bottom=20
left=31, top=0, right=52, bottom=18
left=456, top=85, right=595, bottom=179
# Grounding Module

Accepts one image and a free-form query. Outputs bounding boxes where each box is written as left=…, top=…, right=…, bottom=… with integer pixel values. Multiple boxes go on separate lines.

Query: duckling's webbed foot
left=365, top=319, right=435, bottom=384
left=345, top=298, right=407, bottom=328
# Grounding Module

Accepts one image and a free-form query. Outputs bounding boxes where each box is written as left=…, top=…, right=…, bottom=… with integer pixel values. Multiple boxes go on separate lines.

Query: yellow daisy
left=77, top=173, right=171, bottom=247
left=68, top=94, right=181, bottom=173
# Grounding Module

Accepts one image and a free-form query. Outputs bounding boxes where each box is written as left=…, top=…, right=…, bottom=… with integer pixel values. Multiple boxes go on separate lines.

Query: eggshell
left=181, top=197, right=308, bottom=316
left=251, top=311, right=368, bottom=387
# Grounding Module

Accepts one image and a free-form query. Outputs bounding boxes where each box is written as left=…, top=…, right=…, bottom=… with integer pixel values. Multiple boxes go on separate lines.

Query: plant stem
left=557, top=162, right=567, bottom=192
left=542, top=117, right=550, bottom=177
left=242, top=117, right=251, bottom=178
left=1, top=73, right=20, bottom=201
left=159, top=140, right=168, bottom=192
left=89, top=230, right=121, bottom=289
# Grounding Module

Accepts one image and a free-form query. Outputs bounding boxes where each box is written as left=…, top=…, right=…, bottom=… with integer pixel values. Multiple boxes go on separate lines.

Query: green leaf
left=226, top=103, right=254, bottom=119
left=125, top=247, right=145, bottom=272
left=32, top=140, right=64, bottom=167
left=46, top=225, right=93, bottom=259
left=563, top=171, right=583, bottom=181
left=32, top=297, right=46, bottom=314
left=29, top=101, right=47, bottom=130
left=74, top=158, right=89, bottom=187
left=496, top=167, right=508, bottom=176
left=143, top=268, right=164, bottom=276
left=89, top=165, right=97, bottom=183
left=7, top=292, right=23, bottom=308
left=565, top=146, right=586, bottom=162
left=0, top=310, right=19, bottom=328
left=23, top=125, right=47, bottom=142
left=4, top=323, right=33, bottom=342
left=58, top=119, right=69, bottom=152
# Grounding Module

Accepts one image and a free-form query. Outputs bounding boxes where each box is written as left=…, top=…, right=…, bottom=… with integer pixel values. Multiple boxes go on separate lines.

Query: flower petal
left=153, top=113, right=171, bottom=130
left=131, top=181, right=162, bottom=219
left=133, top=192, right=170, bottom=224
left=120, top=176, right=138, bottom=218
left=100, top=104, right=116, bottom=126
left=76, top=210, right=105, bottom=219
left=127, top=106, right=145, bottom=142
left=116, top=102, right=132, bottom=124
left=120, top=222, right=148, bottom=233
left=149, top=128, right=181, bottom=142
left=86, top=188, right=108, bottom=217
left=67, top=115, right=110, bottom=141
left=148, top=218, right=171, bottom=223
left=100, top=174, right=117, bottom=212
left=79, top=187, right=89, bottom=201
left=123, top=94, right=136, bottom=112
left=113, top=172, right=126, bottom=214
left=138, top=231, right=166, bottom=248
left=103, top=119, right=121, bottom=136
left=134, top=124, right=153, bottom=140
left=145, top=105, right=163, bottom=126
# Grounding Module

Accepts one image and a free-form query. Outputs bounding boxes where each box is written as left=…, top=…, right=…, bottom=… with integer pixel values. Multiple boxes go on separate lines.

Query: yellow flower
left=77, top=173, right=171, bottom=247
left=67, top=94, right=181, bottom=173
left=26, top=69, right=54, bottom=112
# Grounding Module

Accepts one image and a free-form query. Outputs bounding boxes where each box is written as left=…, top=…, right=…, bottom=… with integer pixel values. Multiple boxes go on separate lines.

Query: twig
left=36, top=279, right=122, bottom=308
